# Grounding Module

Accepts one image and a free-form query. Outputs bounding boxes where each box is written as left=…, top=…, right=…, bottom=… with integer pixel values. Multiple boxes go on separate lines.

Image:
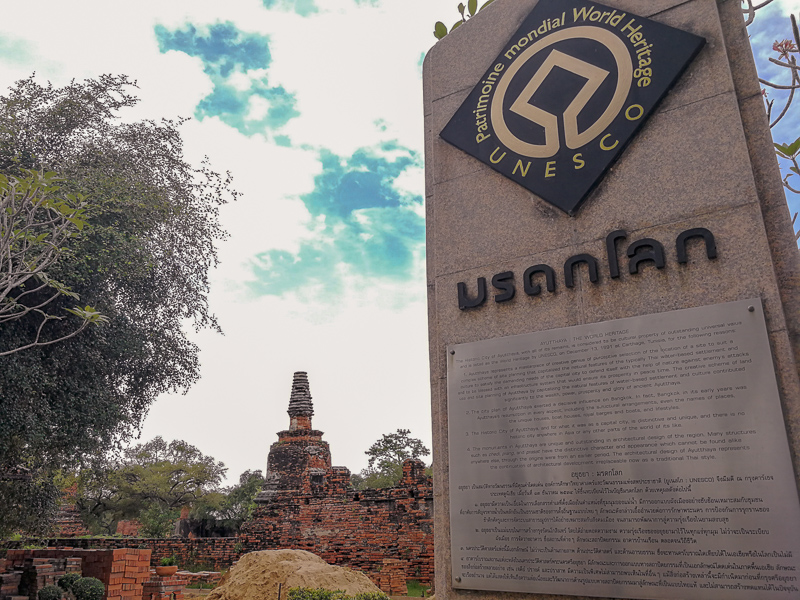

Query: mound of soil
left=208, top=550, right=381, bottom=600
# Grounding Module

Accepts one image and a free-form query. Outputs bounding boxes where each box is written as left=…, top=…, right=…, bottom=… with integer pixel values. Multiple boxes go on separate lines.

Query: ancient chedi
left=241, top=372, right=434, bottom=586
left=255, top=371, right=342, bottom=498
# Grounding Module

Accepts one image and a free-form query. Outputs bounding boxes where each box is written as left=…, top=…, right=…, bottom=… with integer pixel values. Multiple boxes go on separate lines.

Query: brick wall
left=2, top=549, right=150, bottom=600
left=372, top=560, right=408, bottom=596
left=1, top=541, right=238, bottom=573
left=141, top=574, right=187, bottom=600
left=240, top=460, right=434, bottom=584
left=52, top=485, right=90, bottom=538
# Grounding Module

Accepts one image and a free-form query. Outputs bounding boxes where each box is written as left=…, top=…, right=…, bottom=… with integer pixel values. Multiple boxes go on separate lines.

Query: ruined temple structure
left=51, top=484, right=90, bottom=537
left=239, top=372, right=434, bottom=585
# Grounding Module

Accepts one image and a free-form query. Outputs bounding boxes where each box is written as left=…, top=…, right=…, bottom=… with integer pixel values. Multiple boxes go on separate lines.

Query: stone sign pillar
left=424, top=0, right=800, bottom=598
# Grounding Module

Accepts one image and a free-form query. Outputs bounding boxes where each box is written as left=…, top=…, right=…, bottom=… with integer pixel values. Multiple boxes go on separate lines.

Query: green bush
left=287, top=590, right=389, bottom=600
left=160, top=556, right=177, bottom=567
left=287, top=589, right=347, bottom=600
left=353, top=594, right=390, bottom=600
left=38, top=585, right=63, bottom=600
left=58, top=573, right=81, bottom=593
left=72, top=578, right=105, bottom=600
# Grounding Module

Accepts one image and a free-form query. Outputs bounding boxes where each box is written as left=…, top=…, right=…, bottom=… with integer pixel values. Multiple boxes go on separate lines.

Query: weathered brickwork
left=2, top=549, right=150, bottom=600
left=241, top=460, right=433, bottom=583
left=1, top=541, right=237, bottom=573
left=372, top=560, right=409, bottom=596
left=115, top=521, right=142, bottom=537
left=240, top=372, right=434, bottom=584
left=141, top=574, right=187, bottom=600
left=175, top=571, right=223, bottom=586
left=51, top=485, right=90, bottom=538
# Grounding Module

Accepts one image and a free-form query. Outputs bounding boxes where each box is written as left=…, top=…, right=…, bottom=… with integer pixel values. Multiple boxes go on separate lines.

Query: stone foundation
left=241, top=460, right=433, bottom=584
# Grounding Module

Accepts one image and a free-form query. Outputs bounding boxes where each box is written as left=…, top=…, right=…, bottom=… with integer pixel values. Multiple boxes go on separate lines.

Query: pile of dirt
left=207, top=550, right=382, bottom=600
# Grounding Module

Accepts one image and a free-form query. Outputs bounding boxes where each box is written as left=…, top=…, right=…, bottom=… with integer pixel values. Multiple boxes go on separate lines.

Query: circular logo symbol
left=491, top=26, right=633, bottom=159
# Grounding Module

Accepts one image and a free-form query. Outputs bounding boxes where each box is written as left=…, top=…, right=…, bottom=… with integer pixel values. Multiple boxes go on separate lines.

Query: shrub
left=38, top=585, right=63, bottom=600
left=72, top=578, right=104, bottom=600
left=287, top=589, right=348, bottom=600
left=160, top=556, right=177, bottom=567
left=287, top=590, right=389, bottom=600
left=353, top=594, right=390, bottom=600
left=58, top=573, right=81, bottom=593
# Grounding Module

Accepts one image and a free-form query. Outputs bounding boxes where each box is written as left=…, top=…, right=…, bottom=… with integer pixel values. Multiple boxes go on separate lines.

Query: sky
left=0, top=0, right=797, bottom=485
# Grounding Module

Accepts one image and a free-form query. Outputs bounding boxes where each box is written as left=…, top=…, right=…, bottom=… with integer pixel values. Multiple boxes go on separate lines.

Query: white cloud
left=0, top=0, right=458, bottom=483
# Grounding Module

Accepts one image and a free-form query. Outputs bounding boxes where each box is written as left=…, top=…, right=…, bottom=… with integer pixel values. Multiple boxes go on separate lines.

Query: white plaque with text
left=447, top=299, right=800, bottom=599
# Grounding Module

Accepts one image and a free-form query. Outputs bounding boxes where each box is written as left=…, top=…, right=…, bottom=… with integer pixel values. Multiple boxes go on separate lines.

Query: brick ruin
left=1, top=549, right=152, bottom=600
left=4, top=372, right=434, bottom=592
left=52, top=485, right=90, bottom=537
left=239, top=371, right=434, bottom=585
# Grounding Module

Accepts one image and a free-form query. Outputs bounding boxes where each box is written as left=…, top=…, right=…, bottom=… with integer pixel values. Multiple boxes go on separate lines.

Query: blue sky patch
left=247, top=143, right=425, bottom=297
left=748, top=6, right=800, bottom=215
left=155, top=22, right=299, bottom=134
left=0, top=36, right=35, bottom=65
left=262, top=0, right=318, bottom=16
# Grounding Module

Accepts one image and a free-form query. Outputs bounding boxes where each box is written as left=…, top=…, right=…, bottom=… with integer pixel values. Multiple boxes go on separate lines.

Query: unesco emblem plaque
left=440, top=0, right=705, bottom=215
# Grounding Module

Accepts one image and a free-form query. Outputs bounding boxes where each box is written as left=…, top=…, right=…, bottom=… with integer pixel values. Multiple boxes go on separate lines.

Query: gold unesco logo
left=491, top=27, right=636, bottom=159
left=439, top=0, right=705, bottom=215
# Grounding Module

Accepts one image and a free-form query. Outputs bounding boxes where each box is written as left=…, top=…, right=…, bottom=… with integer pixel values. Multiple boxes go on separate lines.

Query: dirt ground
left=205, top=550, right=382, bottom=600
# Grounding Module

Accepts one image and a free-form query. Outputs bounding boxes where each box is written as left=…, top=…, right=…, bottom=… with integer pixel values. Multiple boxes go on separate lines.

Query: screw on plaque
left=748, top=306, right=755, bottom=312
left=455, top=577, right=462, bottom=583
left=450, top=350, right=455, bottom=355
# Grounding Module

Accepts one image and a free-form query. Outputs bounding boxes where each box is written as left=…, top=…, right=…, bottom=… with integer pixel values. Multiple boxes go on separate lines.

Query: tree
left=1, top=169, right=107, bottom=356
left=189, top=469, right=264, bottom=536
left=352, top=429, right=430, bottom=489
left=77, top=437, right=227, bottom=536
left=0, top=74, right=238, bottom=535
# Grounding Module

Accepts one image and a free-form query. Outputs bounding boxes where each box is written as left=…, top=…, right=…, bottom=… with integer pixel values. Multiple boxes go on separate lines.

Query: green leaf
left=776, top=136, right=800, bottom=158
left=480, top=0, right=495, bottom=9
left=452, top=19, right=463, bottom=30
left=788, top=136, right=800, bottom=157
left=434, top=21, right=448, bottom=39
left=458, top=2, right=465, bottom=18
left=468, top=0, right=477, bottom=16
left=791, top=166, right=800, bottom=176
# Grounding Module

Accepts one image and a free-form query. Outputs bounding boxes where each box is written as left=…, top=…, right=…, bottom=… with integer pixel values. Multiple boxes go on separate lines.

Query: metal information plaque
left=447, top=299, right=800, bottom=599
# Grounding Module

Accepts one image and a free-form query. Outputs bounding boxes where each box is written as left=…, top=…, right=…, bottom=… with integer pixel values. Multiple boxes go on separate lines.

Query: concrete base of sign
left=424, top=0, right=800, bottom=598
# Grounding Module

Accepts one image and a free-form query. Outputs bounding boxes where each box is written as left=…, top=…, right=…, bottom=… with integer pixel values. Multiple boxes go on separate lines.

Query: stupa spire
left=287, top=371, right=314, bottom=430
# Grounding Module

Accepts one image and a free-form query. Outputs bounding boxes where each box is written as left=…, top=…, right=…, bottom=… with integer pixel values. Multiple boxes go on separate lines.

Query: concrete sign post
left=424, top=0, right=800, bottom=599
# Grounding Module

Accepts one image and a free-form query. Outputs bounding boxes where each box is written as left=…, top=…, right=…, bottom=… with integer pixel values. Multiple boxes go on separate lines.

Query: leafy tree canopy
left=0, top=169, right=107, bottom=357
left=188, top=469, right=264, bottom=536
left=0, top=74, right=238, bottom=536
left=352, top=429, right=430, bottom=489
left=77, top=437, right=227, bottom=537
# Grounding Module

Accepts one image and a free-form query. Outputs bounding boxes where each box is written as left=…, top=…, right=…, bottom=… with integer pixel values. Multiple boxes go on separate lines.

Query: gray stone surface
left=646, top=0, right=736, bottom=114
left=425, top=0, right=800, bottom=597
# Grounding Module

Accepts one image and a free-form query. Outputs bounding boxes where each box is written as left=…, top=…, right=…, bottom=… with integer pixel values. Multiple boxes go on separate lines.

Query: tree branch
left=759, top=78, right=800, bottom=89
left=0, top=315, right=90, bottom=357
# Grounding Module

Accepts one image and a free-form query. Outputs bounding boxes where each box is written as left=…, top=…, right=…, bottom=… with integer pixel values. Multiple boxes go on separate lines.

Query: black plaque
left=440, top=0, right=705, bottom=214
